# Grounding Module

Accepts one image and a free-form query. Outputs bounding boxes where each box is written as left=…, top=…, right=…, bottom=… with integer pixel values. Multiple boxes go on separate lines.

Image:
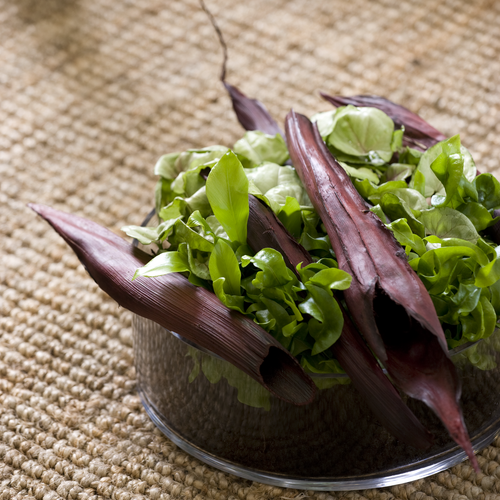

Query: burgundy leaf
left=29, top=203, right=316, bottom=406
left=223, top=82, right=284, bottom=137
left=320, top=93, right=446, bottom=150
left=247, top=195, right=311, bottom=278
left=247, top=195, right=433, bottom=449
left=331, top=312, right=433, bottom=450
left=285, top=111, right=479, bottom=471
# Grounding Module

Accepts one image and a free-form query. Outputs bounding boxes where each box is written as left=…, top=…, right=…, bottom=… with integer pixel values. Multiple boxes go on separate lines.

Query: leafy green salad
left=123, top=104, right=500, bottom=377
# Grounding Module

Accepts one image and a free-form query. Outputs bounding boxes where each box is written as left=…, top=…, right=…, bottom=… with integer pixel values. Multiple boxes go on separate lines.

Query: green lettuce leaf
left=338, top=161, right=380, bottom=184
left=187, top=210, right=217, bottom=240
left=212, top=278, right=245, bottom=313
left=369, top=204, right=389, bottom=224
left=171, top=147, right=228, bottom=177
left=354, top=179, right=407, bottom=201
left=461, top=295, right=497, bottom=342
left=154, top=152, right=181, bottom=179
left=233, top=131, right=289, bottom=166
left=170, top=219, right=214, bottom=252
left=418, top=207, right=479, bottom=243
left=308, top=267, right=352, bottom=290
left=277, top=196, right=303, bottom=238
left=206, top=151, right=249, bottom=245
left=380, top=192, right=426, bottom=237
left=122, top=217, right=180, bottom=245
left=132, top=251, right=189, bottom=280
left=183, top=186, right=212, bottom=218
left=244, top=162, right=312, bottom=211
left=410, top=137, right=476, bottom=197
left=311, top=109, right=338, bottom=138
left=430, top=136, right=478, bottom=209
left=155, top=177, right=174, bottom=213
left=475, top=173, right=500, bottom=211
left=457, top=202, right=499, bottom=232
left=326, top=105, right=395, bottom=163
left=241, top=248, right=295, bottom=289
left=159, top=197, right=189, bottom=221
left=300, top=284, right=344, bottom=355
left=385, top=163, right=416, bottom=182
left=475, top=255, right=500, bottom=288
left=171, top=163, right=208, bottom=198
left=122, top=225, right=160, bottom=246
left=399, top=147, right=423, bottom=165
left=188, top=348, right=271, bottom=410
left=386, top=219, right=426, bottom=256
left=209, top=239, right=241, bottom=296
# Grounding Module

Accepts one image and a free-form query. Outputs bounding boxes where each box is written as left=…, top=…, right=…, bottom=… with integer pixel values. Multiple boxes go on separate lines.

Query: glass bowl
left=133, top=315, right=500, bottom=491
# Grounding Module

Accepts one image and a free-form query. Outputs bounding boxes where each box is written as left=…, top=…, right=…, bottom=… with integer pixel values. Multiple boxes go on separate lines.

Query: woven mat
left=1, top=0, right=500, bottom=498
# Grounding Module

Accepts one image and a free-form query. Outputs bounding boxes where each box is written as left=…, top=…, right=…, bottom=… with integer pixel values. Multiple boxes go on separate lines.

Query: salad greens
left=187, top=345, right=273, bottom=410
left=124, top=105, right=500, bottom=376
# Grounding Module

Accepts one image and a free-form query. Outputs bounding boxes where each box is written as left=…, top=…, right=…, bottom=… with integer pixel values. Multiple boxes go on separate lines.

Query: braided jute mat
left=1, top=0, right=500, bottom=498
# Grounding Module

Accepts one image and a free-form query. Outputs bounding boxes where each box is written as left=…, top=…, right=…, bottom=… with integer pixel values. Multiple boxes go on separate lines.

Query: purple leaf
left=223, top=82, right=284, bottom=137
left=247, top=195, right=433, bottom=449
left=247, top=195, right=311, bottom=277
left=285, top=111, right=479, bottom=471
left=29, top=203, right=317, bottom=406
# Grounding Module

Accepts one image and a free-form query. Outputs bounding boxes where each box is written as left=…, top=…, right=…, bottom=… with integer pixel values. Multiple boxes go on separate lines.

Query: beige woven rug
left=2, top=0, right=500, bottom=498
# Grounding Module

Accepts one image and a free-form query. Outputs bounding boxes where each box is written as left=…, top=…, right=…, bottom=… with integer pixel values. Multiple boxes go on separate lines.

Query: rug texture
left=1, top=0, right=500, bottom=498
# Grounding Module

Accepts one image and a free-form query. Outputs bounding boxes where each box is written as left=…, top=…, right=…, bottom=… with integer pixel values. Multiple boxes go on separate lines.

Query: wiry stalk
left=29, top=203, right=317, bottom=406
left=247, top=195, right=433, bottom=449
left=285, top=111, right=479, bottom=471
left=199, top=0, right=284, bottom=138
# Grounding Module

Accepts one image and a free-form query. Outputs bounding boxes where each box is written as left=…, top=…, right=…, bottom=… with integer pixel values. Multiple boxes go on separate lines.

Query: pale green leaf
left=233, top=131, right=289, bottom=166
left=419, top=207, right=479, bottom=243
left=133, top=251, right=189, bottom=280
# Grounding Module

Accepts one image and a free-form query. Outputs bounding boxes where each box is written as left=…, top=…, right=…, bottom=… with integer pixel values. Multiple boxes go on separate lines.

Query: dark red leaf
left=29, top=203, right=316, bottom=406
left=224, top=82, right=284, bottom=137
left=247, top=195, right=311, bottom=277
left=247, top=195, right=433, bottom=449
left=198, top=0, right=283, bottom=139
left=285, top=111, right=479, bottom=471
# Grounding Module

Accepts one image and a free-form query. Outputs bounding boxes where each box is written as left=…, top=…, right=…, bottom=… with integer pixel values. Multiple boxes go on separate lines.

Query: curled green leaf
left=241, top=248, right=295, bottom=289
left=133, top=251, right=189, bottom=280
left=209, top=239, right=241, bottom=296
left=326, top=105, right=395, bottom=162
left=233, top=130, right=289, bottom=166
left=419, top=207, right=479, bottom=243
left=206, top=150, right=249, bottom=245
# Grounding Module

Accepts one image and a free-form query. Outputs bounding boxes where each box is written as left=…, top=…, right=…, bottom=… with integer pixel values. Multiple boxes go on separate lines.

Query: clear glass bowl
left=133, top=315, right=500, bottom=491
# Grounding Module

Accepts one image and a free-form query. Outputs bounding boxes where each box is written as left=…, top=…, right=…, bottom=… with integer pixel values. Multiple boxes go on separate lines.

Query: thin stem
left=199, top=0, right=228, bottom=81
